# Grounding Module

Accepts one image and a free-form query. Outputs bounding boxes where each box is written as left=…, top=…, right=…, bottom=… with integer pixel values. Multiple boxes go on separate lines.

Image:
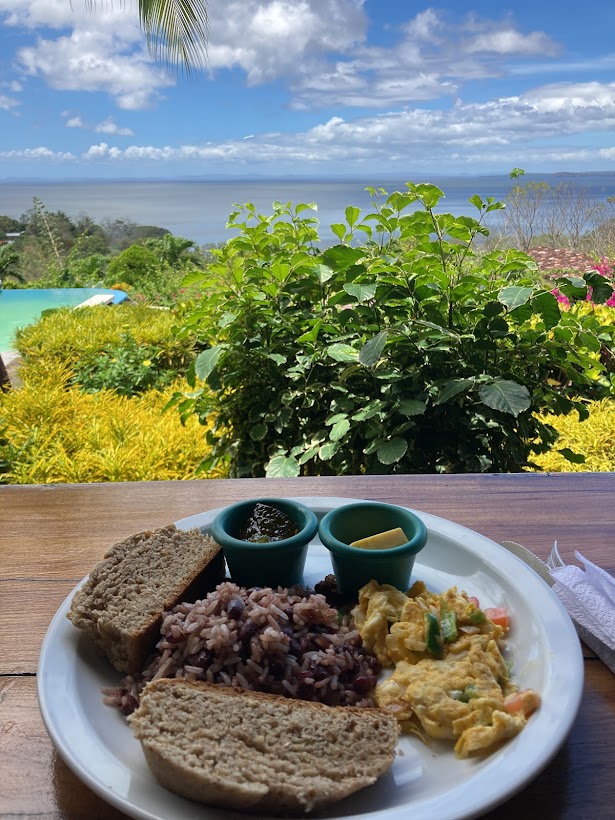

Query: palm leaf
left=138, top=0, right=209, bottom=73
left=84, top=0, right=209, bottom=73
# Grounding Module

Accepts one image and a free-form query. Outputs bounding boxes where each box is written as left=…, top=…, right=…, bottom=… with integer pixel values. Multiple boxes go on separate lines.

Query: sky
left=1, top=0, right=615, bottom=179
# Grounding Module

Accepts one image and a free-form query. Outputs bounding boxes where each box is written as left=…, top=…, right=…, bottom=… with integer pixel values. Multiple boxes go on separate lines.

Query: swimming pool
left=0, top=288, right=128, bottom=350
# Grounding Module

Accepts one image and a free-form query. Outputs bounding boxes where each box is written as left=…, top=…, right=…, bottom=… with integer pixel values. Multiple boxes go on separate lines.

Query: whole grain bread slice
left=130, top=678, right=400, bottom=815
left=68, top=524, right=224, bottom=673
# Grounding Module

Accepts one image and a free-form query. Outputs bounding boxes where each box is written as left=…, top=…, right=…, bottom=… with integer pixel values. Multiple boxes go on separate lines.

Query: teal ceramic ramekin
left=209, top=498, right=318, bottom=588
left=318, top=501, right=428, bottom=597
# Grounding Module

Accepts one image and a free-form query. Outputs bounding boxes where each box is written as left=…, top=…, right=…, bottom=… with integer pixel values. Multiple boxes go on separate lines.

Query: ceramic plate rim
left=37, top=496, right=584, bottom=820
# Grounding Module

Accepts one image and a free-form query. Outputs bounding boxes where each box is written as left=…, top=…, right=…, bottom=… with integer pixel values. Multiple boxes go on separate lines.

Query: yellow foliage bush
left=14, top=303, right=191, bottom=369
left=0, top=363, right=226, bottom=484
left=531, top=399, right=615, bottom=472
left=569, top=303, right=615, bottom=325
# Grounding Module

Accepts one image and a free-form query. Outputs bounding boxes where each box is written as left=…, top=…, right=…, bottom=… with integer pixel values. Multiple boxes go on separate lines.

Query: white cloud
left=61, top=111, right=134, bottom=135
left=3, top=79, right=612, bottom=172
left=17, top=29, right=173, bottom=109
left=0, top=2, right=562, bottom=114
left=0, top=145, right=75, bottom=160
left=0, top=93, right=19, bottom=110
left=288, top=8, right=561, bottom=110
left=466, top=29, right=558, bottom=56
left=94, top=117, right=134, bottom=136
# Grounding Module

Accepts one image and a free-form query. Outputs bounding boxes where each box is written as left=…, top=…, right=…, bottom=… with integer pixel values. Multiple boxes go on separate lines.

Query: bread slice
left=68, top=524, right=224, bottom=674
left=130, top=679, right=400, bottom=814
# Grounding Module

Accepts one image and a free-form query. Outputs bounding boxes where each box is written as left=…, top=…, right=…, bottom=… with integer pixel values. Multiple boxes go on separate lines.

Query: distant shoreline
left=2, top=173, right=614, bottom=246
left=2, top=170, right=615, bottom=185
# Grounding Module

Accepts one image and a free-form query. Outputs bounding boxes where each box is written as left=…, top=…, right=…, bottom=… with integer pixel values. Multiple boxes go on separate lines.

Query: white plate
left=38, top=496, right=584, bottom=820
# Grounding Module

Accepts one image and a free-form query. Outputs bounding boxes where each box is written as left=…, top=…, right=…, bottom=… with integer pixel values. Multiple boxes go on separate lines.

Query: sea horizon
left=2, top=171, right=614, bottom=246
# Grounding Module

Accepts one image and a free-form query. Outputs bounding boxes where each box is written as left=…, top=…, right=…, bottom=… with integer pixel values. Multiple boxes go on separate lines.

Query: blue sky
left=1, top=0, right=615, bottom=179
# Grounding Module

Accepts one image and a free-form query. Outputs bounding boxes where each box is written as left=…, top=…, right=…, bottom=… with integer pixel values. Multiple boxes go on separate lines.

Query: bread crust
left=130, top=678, right=400, bottom=815
left=68, top=525, right=224, bottom=673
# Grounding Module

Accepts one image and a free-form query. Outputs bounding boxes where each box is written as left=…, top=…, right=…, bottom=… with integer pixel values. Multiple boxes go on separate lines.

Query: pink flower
left=551, top=287, right=570, bottom=308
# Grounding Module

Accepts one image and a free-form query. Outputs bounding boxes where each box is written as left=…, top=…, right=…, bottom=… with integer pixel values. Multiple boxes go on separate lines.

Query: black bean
left=311, top=664, right=329, bottom=682
left=186, top=649, right=213, bottom=669
left=289, top=639, right=302, bottom=658
left=269, top=661, right=285, bottom=679
left=352, top=674, right=377, bottom=694
left=239, top=618, right=258, bottom=645
left=366, top=655, right=382, bottom=674
left=227, top=599, right=245, bottom=620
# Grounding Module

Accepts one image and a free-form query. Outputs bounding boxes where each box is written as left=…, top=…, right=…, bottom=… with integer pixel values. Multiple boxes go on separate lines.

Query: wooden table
left=1, top=473, right=614, bottom=819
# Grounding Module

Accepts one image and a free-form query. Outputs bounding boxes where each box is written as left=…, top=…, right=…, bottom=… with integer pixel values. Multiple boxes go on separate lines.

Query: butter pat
left=350, top=527, right=409, bottom=550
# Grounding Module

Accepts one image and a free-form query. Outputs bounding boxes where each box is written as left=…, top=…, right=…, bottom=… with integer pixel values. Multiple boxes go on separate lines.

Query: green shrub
left=72, top=333, right=178, bottom=396
left=0, top=362, right=225, bottom=483
left=173, top=185, right=615, bottom=478
left=531, top=399, right=615, bottom=472
left=15, top=303, right=194, bottom=375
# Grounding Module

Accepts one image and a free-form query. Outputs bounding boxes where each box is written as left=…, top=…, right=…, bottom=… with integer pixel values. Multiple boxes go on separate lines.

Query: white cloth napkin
left=548, top=543, right=615, bottom=673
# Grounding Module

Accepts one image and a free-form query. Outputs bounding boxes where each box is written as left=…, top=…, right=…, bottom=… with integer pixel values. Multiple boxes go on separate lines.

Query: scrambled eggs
left=353, top=580, right=540, bottom=758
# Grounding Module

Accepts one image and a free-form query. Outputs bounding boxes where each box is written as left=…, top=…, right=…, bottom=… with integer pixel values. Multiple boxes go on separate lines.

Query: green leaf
left=469, top=194, right=485, bottom=210
left=296, top=321, right=321, bottom=343
left=330, top=418, right=350, bottom=441
left=508, top=302, right=534, bottom=323
left=377, top=438, right=408, bottom=465
left=398, top=399, right=426, bottom=417
left=322, top=245, right=365, bottom=271
left=343, top=282, right=377, bottom=302
left=325, top=413, right=348, bottom=426
left=352, top=400, right=383, bottom=421
left=558, top=448, right=586, bottom=464
left=435, top=378, right=474, bottom=405
left=295, top=202, right=317, bottom=214
left=195, top=346, right=223, bottom=380
left=319, top=441, right=338, bottom=461
left=532, top=292, right=561, bottom=330
left=498, top=286, right=533, bottom=311
left=267, top=353, right=287, bottom=365
left=478, top=380, right=531, bottom=417
left=409, top=183, right=444, bottom=209
left=345, top=206, right=361, bottom=228
left=327, top=343, right=359, bottom=362
left=181, top=269, right=207, bottom=287
left=577, top=331, right=602, bottom=353
left=359, top=331, right=388, bottom=368
left=265, top=455, right=300, bottom=478
left=585, top=271, right=614, bottom=304
left=331, top=223, right=346, bottom=241
left=316, top=264, right=334, bottom=283
left=250, top=423, right=268, bottom=441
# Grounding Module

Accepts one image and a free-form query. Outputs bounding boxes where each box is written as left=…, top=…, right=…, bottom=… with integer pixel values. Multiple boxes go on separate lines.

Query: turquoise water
left=0, top=288, right=128, bottom=350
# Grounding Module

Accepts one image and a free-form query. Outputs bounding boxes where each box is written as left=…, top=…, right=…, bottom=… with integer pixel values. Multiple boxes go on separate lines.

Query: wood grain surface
left=1, top=473, right=614, bottom=819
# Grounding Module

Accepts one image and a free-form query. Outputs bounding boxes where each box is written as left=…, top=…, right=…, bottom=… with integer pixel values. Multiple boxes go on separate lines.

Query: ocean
left=1, top=173, right=615, bottom=246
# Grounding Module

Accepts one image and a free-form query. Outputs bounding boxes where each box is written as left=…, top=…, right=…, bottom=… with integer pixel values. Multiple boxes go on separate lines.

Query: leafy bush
left=173, top=184, right=615, bottom=478
left=0, top=362, right=225, bottom=483
left=531, top=400, right=615, bottom=472
left=72, top=333, right=178, bottom=396
left=15, top=303, right=194, bottom=374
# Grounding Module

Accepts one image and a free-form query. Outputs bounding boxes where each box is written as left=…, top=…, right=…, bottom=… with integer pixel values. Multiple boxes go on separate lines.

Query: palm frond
left=138, top=0, right=209, bottom=74
left=82, top=0, right=209, bottom=73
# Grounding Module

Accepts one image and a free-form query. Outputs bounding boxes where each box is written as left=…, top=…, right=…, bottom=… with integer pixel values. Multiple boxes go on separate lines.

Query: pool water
left=0, top=288, right=128, bottom=350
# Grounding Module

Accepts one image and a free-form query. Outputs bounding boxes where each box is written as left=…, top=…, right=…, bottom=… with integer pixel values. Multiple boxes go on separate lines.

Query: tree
left=505, top=180, right=550, bottom=250
left=0, top=245, right=25, bottom=287
left=543, top=183, right=604, bottom=250
left=106, top=244, right=161, bottom=287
